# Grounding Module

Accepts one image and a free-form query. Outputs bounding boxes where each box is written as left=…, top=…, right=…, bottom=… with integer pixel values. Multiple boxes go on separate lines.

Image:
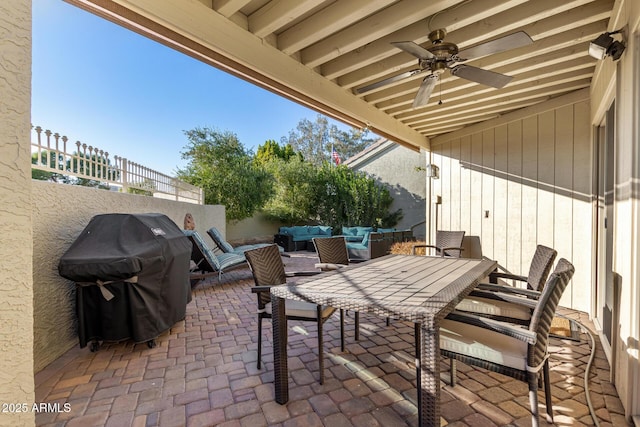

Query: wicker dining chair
left=440, top=258, right=575, bottom=427
left=455, top=245, right=557, bottom=323
left=244, top=244, right=344, bottom=384
left=312, top=236, right=366, bottom=334
left=312, top=236, right=350, bottom=270
left=412, top=230, right=465, bottom=257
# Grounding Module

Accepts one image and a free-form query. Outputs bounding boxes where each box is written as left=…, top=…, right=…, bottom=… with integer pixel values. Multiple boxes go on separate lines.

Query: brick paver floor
left=34, top=252, right=632, bottom=426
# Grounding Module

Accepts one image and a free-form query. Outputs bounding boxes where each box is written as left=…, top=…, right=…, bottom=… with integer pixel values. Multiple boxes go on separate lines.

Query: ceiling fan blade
left=391, top=41, right=435, bottom=60
left=412, top=74, right=438, bottom=108
left=457, top=31, right=533, bottom=61
left=450, top=64, right=513, bottom=88
left=356, top=69, right=425, bottom=94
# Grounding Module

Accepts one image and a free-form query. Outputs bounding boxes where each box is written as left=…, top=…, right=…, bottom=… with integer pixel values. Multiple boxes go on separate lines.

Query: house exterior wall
left=431, top=89, right=593, bottom=314
left=0, top=1, right=35, bottom=426
left=31, top=180, right=225, bottom=372
left=589, top=0, right=640, bottom=418
left=347, top=141, right=427, bottom=239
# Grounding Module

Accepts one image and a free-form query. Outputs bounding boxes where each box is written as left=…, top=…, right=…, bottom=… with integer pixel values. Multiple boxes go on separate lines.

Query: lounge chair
left=440, top=258, right=575, bottom=426
left=245, top=244, right=345, bottom=383
left=207, top=226, right=284, bottom=255
left=183, top=230, right=247, bottom=284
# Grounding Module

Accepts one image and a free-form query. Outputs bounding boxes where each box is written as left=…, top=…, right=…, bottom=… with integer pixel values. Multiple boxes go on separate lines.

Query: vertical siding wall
left=431, top=90, right=592, bottom=312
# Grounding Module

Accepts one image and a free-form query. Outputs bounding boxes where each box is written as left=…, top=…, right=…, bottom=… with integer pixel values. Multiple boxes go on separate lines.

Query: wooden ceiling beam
left=249, top=0, right=325, bottom=38
left=399, top=77, right=593, bottom=127
left=367, top=45, right=593, bottom=107
left=368, top=22, right=605, bottom=112
left=213, top=0, right=251, bottom=18
left=342, top=0, right=611, bottom=91
left=301, top=0, right=460, bottom=68
left=321, top=0, right=528, bottom=80
left=277, top=0, right=396, bottom=55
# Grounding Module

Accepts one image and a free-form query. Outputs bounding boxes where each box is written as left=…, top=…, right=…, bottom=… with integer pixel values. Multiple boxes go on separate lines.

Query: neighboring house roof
left=343, top=138, right=399, bottom=169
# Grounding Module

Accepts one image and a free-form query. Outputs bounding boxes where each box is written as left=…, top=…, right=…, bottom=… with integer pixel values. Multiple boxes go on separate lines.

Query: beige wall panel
left=470, top=133, right=483, bottom=238
left=554, top=104, right=575, bottom=307
left=521, top=116, right=539, bottom=268
left=432, top=93, right=593, bottom=314
left=0, top=1, right=35, bottom=425
left=441, top=142, right=452, bottom=231
left=506, top=121, right=523, bottom=274
left=571, top=100, right=592, bottom=312
left=432, top=151, right=443, bottom=239
left=493, top=125, right=509, bottom=268
left=31, top=181, right=225, bottom=372
left=537, top=110, right=556, bottom=249
left=481, top=129, right=495, bottom=259
left=460, top=136, right=472, bottom=235
left=449, top=139, right=462, bottom=231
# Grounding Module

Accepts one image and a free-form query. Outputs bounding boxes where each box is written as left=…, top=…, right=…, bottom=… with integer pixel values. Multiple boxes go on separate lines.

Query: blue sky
left=32, top=0, right=350, bottom=175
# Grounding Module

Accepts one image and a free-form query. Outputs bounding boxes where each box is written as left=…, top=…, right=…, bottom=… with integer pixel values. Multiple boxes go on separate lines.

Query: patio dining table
left=270, top=254, right=497, bottom=427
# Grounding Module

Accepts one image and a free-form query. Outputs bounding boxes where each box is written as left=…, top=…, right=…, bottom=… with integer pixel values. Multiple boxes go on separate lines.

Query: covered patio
left=1, top=1, right=639, bottom=426
left=35, top=254, right=629, bottom=427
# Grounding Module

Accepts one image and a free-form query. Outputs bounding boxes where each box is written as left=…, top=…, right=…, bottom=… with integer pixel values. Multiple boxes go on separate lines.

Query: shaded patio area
left=35, top=252, right=630, bottom=427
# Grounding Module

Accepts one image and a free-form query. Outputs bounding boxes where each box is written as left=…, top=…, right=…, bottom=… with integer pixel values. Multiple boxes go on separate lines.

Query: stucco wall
left=431, top=89, right=593, bottom=314
left=0, top=1, right=35, bottom=426
left=227, top=214, right=281, bottom=244
left=32, top=180, right=225, bottom=372
left=348, top=141, right=427, bottom=239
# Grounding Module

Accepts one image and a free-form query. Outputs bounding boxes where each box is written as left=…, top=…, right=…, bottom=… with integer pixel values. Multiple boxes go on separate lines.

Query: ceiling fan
left=356, top=29, right=533, bottom=108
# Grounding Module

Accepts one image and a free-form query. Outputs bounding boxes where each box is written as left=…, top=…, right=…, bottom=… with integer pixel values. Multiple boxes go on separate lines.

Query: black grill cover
left=58, top=213, right=192, bottom=347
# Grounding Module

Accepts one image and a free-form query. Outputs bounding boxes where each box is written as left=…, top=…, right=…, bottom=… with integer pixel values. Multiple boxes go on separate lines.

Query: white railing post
left=30, top=124, right=203, bottom=204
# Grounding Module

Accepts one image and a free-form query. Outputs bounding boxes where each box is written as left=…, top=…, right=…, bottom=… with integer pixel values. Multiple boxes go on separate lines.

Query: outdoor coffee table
left=270, top=254, right=497, bottom=427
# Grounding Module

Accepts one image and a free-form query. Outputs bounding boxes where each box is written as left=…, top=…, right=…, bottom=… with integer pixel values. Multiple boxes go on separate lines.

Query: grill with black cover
left=58, top=213, right=192, bottom=350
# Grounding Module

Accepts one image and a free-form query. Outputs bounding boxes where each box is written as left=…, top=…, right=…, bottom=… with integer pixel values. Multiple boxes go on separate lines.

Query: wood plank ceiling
left=68, top=0, right=613, bottom=151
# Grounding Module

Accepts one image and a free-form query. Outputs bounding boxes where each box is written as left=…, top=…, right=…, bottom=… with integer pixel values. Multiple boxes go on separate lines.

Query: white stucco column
left=0, top=1, right=35, bottom=426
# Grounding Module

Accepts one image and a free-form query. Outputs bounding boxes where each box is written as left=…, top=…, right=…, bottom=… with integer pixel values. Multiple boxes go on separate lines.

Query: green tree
left=177, top=127, right=274, bottom=221
left=255, top=139, right=300, bottom=165
left=313, top=164, right=402, bottom=230
left=261, top=157, right=319, bottom=224
left=281, top=115, right=375, bottom=166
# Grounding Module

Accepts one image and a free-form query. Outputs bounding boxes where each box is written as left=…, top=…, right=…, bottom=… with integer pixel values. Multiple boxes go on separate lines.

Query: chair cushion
left=376, top=228, right=395, bottom=233
left=208, top=227, right=235, bottom=253
left=440, top=319, right=528, bottom=371
left=265, top=300, right=336, bottom=319
left=455, top=296, right=532, bottom=321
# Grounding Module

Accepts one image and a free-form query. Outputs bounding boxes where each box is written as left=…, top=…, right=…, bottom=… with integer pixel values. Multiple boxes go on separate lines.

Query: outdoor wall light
left=589, top=30, right=626, bottom=61
left=425, top=164, right=439, bottom=179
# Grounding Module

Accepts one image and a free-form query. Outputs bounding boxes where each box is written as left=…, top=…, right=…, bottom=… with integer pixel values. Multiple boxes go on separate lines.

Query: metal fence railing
left=30, top=125, right=203, bottom=204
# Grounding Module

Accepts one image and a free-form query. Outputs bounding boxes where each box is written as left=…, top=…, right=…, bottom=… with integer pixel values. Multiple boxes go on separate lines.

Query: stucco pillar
left=0, top=1, right=35, bottom=426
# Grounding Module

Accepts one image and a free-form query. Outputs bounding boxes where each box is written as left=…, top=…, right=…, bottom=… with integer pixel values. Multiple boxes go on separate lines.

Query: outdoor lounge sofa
left=274, top=225, right=332, bottom=251
left=342, top=227, right=414, bottom=260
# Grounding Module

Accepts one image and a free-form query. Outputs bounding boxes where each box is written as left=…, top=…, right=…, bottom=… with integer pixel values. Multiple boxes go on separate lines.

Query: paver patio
left=34, top=252, right=631, bottom=427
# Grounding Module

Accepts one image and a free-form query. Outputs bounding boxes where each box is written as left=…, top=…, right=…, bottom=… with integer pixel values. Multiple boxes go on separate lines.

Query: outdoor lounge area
left=4, top=1, right=640, bottom=426
left=34, top=253, right=630, bottom=427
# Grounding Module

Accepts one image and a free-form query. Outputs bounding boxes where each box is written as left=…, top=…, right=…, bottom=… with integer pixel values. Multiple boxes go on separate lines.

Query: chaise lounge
left=207, top=226, right=283, bottom=255
left=183, top=230, right=247, bottom=284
